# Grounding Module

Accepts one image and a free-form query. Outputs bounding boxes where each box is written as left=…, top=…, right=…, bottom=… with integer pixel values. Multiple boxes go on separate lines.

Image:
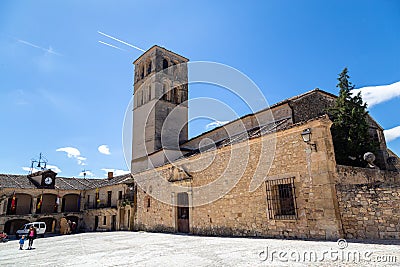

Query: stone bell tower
left=131, top=45, right=189, bottom=174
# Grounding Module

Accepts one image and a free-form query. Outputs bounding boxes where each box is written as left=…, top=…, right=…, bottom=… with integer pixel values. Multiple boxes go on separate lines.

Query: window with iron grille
left=266, top=177, right=297, bottom=220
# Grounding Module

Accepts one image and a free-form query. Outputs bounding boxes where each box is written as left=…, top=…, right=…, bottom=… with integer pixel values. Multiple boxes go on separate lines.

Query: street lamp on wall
left=301, top=128, right=317, bottom=152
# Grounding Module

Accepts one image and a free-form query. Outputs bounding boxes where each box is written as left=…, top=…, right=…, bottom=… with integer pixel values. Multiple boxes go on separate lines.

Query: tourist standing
left=19, top=235, right=25, bottom=250
left=27, top=226, right=37, bottom=250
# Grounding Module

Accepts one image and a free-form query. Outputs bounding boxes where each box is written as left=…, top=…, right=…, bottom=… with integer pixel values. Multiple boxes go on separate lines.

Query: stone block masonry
left=336, top=182, right=400, bottom=239
left=134, top=116, right=344, bottom=240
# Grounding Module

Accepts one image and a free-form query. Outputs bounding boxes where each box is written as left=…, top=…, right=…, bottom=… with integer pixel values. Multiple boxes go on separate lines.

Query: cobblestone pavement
left=1, top=232, right=399, bottom=266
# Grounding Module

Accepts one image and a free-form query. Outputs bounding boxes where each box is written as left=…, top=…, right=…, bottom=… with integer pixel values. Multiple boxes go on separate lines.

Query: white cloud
left=384, top=126, right=400, bottom=143
left=46, top=165, right=62, bottom=173
left=22, top=166, right=40, bottom=173
left=352, top=81, right=400, bottom=108
left=77, top=156, right=87, bottom=165
left=79, top=171, right=95, bottom=177
left=205, top=120, right=229, bottom=130
left=56, top=147, right=80, bottom=158
left=56, top=147, right=87, bottom=166
left=98, top=145, right=111, bottom=155
left=21, top=165, right=61, bottom=173
left=101, top=168, right=130, bottom=177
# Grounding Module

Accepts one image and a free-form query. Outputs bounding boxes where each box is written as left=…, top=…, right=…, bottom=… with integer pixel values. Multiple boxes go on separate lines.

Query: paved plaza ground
left=1, top=231, right=399, bottom=266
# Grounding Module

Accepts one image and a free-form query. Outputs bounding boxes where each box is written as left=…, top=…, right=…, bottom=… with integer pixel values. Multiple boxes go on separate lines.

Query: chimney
left=108, top=172, right=113, bottom=180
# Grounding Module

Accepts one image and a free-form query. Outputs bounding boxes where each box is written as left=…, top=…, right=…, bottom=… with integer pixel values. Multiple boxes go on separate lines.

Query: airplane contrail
left=98, top=41, right=126, bottom=51
left=17, top=39, right=62, bottom=56
left=97, top=31, right=145, bottom=52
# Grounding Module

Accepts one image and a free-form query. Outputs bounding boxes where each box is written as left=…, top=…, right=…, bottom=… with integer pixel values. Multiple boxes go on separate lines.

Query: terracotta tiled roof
left=0, top=173, right=132, bottom=190
left=0, top=174, right=37, bottom=189
left=78, top=174, right=133, bottom=189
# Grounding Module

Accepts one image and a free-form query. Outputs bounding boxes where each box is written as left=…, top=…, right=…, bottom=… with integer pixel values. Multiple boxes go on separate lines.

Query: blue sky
left=1, top=0, right=399, bottom=177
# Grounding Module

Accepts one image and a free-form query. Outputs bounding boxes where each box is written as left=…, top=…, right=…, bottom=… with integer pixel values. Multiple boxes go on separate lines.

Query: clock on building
left=44, top=176, right=53, bottom=185
left=39, top=170, right=56, bottom=188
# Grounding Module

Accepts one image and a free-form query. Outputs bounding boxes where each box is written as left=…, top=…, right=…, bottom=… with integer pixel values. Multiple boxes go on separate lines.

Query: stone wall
left=134, top=189, right=175, bottom=233
left=336, top=165, right=400, bottom=184
left=290, top=90, right=335, bottom=124
left=336, top=182, right=400, bottom=239
left=134, top=116, right=344, bottom=240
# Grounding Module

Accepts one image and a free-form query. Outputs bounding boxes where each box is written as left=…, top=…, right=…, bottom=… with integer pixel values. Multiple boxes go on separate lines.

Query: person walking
left=19, top=235, right=25, bottom=250
left=27, top=226, right=37, bottom=250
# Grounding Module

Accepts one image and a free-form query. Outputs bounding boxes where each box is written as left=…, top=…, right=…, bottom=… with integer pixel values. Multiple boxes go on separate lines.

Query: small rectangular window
left=118, top=191, right=123, bottom=200
left=103, top=216, right=107, bottom=225
left=107, top=191, right=112, bottom=207
left=266, top=177, right=297, bottom=220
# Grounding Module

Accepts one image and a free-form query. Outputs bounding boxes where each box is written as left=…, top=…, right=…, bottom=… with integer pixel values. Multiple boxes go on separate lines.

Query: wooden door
left=177, top=192, right=189, bottom=233
left=111, top=215, right=116, bottom=231
left=94, top=216, right=99, bottom=231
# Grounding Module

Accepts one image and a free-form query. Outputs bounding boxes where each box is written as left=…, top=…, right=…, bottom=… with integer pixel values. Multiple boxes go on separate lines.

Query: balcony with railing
left=84, top=200, right=117, bottom=210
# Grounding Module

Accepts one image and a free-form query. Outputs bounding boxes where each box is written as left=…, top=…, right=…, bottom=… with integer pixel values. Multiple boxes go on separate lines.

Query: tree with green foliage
left=328, top=68, right=377, bottom=167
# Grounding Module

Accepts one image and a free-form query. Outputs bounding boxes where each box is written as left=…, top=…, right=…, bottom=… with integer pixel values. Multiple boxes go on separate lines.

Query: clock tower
left=28, top=169, right=56, bottom=188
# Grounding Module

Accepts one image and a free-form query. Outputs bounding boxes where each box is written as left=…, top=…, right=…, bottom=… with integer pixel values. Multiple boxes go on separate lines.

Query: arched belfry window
left=147, top=61, right=152, bottom=75
left=174, top=86, right=180, bottom=104
left=162, top=83, right=169, bottom=101
left=168, top=87, right=174, bottom=102
left=166, top=89, right=174, bottom=101
left=163, top=59, right=169, bottom=70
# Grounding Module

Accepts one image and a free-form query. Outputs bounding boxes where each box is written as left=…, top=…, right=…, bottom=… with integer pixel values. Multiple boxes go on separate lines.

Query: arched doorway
left=62, top=194, right=80, bottom=212
left=4, top=219, right=29, bottom=235
left=177, top=192, right=189, bottom=233
left=38, top=217, right=57, bottom=233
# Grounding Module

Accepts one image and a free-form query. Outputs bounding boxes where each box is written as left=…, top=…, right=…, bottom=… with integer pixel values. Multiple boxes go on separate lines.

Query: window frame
left=265, top=177, right=298, bottom=220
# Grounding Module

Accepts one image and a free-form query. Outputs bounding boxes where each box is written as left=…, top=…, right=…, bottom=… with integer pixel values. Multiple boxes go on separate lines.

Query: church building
left=131, top=46, right=400, bottom=240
